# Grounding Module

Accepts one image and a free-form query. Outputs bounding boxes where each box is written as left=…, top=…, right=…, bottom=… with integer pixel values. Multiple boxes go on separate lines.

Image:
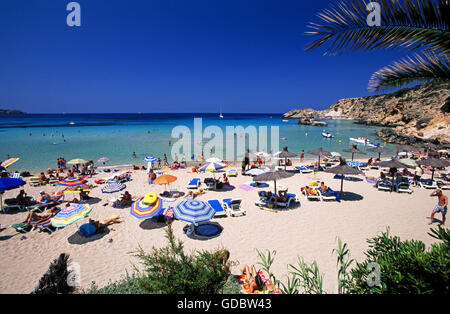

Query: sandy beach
left=0, top=158, right=446, bottom=294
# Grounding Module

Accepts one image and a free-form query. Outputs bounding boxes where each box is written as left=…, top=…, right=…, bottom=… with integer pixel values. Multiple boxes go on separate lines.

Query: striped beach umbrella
left=173, top=200, right=215, bottom=224
left=199, top=162, right=225, bottom=172
left=101, top=182, right=126, bottom=193
left=51, top=203, right=92, bottom=228
left=143, top=156, right=157, bottom=162
left=1, top=158, right=19, bottom=168
left=57, top=177, right=88, bottom=187
left=130, top=196, right=163, bottom=219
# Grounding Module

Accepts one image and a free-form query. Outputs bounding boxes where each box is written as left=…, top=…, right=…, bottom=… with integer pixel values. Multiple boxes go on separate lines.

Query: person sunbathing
left=276, top=191, right=288, bottom=203
left=80, top=190, right=91, bottom=201
left=119, top=191, right=132, bottom=206
left=319, top=182, right=328, bottom=194
left=88, top=216, right=123, bottom=233
left=222, top=174, right=230, bottom=186
left=241, top=265, right=265, bottom=294
left=184, top=189, right=205, bottom=199
left=26, top=207, right=59, bottom=225
left=39, top=190, right=51, bottom=203
left=303, top=186, right=318, bottom=195
left=38, top=172, right=49, bottom=184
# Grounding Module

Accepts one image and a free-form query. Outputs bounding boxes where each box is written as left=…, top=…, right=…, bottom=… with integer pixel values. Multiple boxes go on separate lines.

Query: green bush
left=132, top=222, right=231, bottom=294
left=347, top=227, right=450, bottom=294
left=84, top=273, right=147, bottom=294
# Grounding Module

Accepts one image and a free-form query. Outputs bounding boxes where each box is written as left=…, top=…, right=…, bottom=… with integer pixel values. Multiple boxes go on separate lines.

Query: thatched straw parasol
left=253, top=170, right=294, bottom=195
left=324, top=158, right=363, bottom=198
left=342, top=145, right=366, bottom=161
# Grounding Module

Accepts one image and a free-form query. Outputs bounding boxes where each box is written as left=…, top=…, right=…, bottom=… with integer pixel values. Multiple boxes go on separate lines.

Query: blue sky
left=0, top=0, right=407, bottom=114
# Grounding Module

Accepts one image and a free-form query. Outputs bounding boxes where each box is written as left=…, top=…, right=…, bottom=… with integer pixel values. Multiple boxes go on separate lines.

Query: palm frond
left=368, top=51, right=450, bottom=91
left=306, top=0, right=450, bottom=56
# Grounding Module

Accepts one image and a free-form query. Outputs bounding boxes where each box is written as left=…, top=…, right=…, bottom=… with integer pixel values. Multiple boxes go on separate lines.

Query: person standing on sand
left=300, top=150, right=304, bottom=162
left=429, top=189, right=448, bottom=225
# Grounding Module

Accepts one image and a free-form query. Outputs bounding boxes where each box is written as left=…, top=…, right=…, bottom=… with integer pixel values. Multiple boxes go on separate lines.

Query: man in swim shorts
left=429, top=189, right=448, bottom=225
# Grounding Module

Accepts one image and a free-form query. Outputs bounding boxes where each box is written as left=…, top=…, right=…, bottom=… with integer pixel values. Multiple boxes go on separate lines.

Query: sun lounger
left=274, top=193, right=298, bottom=208
left=396, top=182, right=413, bottom=194
left=228, top=169, right=238, bottom=177
left=207, top=199, right=227, bottom=218
left=419, top=179, right=438, bottom=189
left=204, top=178, right=217, bottom=190
left=254, top=191, right=275, bottom=207
left=9, top=173, right=20, bottom=179
left=318, top=188, right=339, bottom=201
left=295, top=166, right=313, bottom=174
left=301, top=188, right=321, bottom=201
left=48, top=177, right=60, bottom=185
left=187, top=178, right=201, bottom=189
left=377, top=180, right=393, bottom=192
left=29, top=177, right=42, bottom=187
left=437, top=181, right=450, bottom=190
left=12, top=222, right=32, bottom=233
left=358, top=163, right=369, bottom=171
left=222, top=198, right=246, bottom=216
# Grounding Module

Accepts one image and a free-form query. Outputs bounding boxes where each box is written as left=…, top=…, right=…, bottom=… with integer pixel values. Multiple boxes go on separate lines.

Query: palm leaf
left=306, top=0, right=450, bottom=56
left=368, top=51, right=450, bottom=91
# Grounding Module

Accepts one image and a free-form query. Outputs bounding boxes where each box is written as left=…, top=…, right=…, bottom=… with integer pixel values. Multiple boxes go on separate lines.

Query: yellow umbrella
left=1, top=158, right=19, bottom=168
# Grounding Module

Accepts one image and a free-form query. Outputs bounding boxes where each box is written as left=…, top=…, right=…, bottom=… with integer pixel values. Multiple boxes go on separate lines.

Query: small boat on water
left=350, top=137, right=376, bottom=146
left=322, top=131, right=334, bottom=138
left=69, top=122, right=75, bottom=125
left=282, top=119, right=289, bottom=122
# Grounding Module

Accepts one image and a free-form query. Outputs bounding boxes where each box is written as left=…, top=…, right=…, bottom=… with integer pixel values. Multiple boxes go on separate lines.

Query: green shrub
left=83, top=273, right=147, bottom=294
left=347, top=227, right=450, bottom=294
left=132, top=222, right=231, bottom=294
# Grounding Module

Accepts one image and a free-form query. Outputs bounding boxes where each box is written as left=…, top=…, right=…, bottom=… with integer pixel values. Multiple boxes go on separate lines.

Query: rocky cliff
left=283, top=81, right=450, bottom=144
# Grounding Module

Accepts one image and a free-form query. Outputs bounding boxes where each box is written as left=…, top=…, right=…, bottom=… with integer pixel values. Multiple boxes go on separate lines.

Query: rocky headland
left=283, top=81, right=450, bottom=145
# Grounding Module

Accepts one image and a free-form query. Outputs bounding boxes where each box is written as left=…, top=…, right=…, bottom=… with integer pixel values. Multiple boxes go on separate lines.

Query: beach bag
left=79, top=223, right=97, bottom=238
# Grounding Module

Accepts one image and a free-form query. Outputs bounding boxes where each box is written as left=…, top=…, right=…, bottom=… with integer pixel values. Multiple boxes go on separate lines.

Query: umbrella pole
left=432, top=168, right=435, bottom=181
left=340, top=176, right=344, bottom=199
left=274, top=179, right=277, bottom=195
left=352, top=153, right=354, bottom=161
left=0, top=192, right=3, bottom=213
left=378, top=152, right=381, bottom=160
left=318, top=156, right=320, bottom=168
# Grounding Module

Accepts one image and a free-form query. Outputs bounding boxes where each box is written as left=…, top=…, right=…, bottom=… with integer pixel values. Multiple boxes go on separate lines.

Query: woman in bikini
left=241, top=265, right=265, bottom=293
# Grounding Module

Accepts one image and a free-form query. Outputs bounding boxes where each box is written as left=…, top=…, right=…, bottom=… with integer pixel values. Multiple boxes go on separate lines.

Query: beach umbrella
left=199, top=162, right=225, bottom=172
left=367, top=146, right=392, bottom=160
left=97, top=157, right=110, bottom=165
left=206, top=157, right=222, bottom=163
left=277, top=149, right=298, bottom=170
left=130, top=196, right=163, bottom=219
left=253, top=170, right=294, bottom=195
left=143, top=156, right=157, bottom=162
left=173, top=199, right=215, bottom=224
left=1, top=158, right=20, bottom=168
left=245, top=168, right=267, bottom=176
left=0, top=177, right=26, bottom=212
left=57, top=177, right=88, bottom=187
left=51, top=203, right=92, bottom=228
left=68, top=159, right=87, bottom=165
left=416, top=158, right=450, bottom=180
left=101, top=182, right=126, bottom=193
left=307, top=147, right=332, bottom=168
left=342, top=145, right=366, bottom=161
left=324, top=158, right=363, bottom=198
left=152, top=174, right=178, bottom=190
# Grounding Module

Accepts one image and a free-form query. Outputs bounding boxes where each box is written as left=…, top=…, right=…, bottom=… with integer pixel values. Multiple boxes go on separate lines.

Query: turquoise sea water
left=0, top=113, right=394, bottom=172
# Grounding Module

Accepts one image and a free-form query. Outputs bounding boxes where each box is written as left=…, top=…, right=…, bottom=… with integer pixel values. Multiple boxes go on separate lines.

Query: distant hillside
left=283, top=81, right=450, bottom=144
left=0, top=109, right=26, bottom=114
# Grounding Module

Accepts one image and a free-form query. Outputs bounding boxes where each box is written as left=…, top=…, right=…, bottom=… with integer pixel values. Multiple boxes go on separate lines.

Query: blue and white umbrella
left=173, top=200, right=215, bottom=224
left=143, top=156, right=157, bottom=162
left=101, top=182, right=126, bottom=193
left=347, top=161, right=362, bottom=168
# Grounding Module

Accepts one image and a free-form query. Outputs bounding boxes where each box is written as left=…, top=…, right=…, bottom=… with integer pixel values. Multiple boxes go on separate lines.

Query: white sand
left=0, top=159, right=446, bottom=293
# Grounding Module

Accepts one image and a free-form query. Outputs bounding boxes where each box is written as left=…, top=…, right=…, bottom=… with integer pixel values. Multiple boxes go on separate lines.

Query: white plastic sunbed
left=302, top=189, right=321, bottom=201
left=207, top=199, right=227, bottom=218
left=222, top=198, right=246, bottom=216
left=228, top=169, right=238, bottom=177
left=295, top=166, right=313, bottom=174
left=187, top=178, right=201, bottom=189
left=419, top=180, right=438, bottom=189
left=377, top=180, right=393, bottom=192
left=318, top=189, right=337, bottom=201
left=274, top=193, right=299, bottom=208
left=396, top=182, right=413, bottom=194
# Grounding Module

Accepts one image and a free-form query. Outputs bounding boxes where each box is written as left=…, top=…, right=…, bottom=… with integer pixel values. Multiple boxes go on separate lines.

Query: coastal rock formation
left=283, top=109, right=328, bottom=126
left=283, top=81, right=450, bottom=144
left=0, top=109, right=26, bottom=114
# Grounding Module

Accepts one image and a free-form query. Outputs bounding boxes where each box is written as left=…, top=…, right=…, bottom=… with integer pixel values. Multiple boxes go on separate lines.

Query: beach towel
left=323, top=188, right=340, bottom=202
left=249, top=182, right=269, bottom=188
left=239, top=184, right=255, bottom=191
left=236, top=271, right=281, bottom=294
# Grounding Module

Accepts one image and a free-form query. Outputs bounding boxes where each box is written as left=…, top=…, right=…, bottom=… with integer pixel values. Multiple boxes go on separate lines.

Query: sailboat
left=219, top=105, right=224, bottom=119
